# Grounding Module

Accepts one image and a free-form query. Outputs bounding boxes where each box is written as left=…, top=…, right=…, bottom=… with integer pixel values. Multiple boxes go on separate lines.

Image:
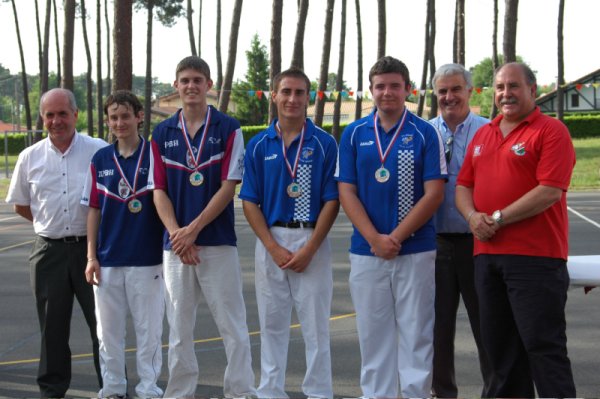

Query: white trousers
left=163, top=246, right=256, bottom=398
left=94, top=265, right=165, bottom=399
left=255, top=227, right=333, bottom=399
left=349, top=250, right=436, bottom=398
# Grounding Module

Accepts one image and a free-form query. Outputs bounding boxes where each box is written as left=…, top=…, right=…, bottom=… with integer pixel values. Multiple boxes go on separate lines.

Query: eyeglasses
left=445, top=135, right=454, bottom=164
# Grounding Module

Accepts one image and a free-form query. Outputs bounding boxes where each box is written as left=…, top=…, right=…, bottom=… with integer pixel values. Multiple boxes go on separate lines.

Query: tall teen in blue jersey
left=240, top=68, right=339, bottom=398
left=336, top=56, right=447, bottom=398
left=150, top=56, right=255, bottom=398
left=82, top=91, right=164, bottom=398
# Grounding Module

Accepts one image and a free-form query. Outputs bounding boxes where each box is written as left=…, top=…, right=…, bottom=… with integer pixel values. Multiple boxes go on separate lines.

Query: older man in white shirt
left=6, top=88, right=107, bottom=397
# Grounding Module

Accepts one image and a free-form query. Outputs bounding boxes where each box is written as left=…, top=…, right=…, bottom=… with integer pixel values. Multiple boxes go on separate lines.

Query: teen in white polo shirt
left=240, top=68, right=339, bottom=399
left=336, top=56, right=447, bottom=398
left=81, top=90, right=164, bottom=399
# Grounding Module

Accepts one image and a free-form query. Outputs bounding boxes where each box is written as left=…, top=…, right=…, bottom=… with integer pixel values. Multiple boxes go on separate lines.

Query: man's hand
left=85, top=259, right=101, bottom=285
left=369, top=234, right=401, bottom=260
left=469, top=212, right=498, bottom=242
left=267, top=243, right=293, bottom=268
left=281, top=245, right=314, bottom=273
left=179, top=245, right=201, bottom=266
left=170, top=225, right=198, bottom=256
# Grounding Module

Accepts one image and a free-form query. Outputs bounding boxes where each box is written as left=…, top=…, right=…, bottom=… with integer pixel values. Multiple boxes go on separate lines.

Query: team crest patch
left=398, top=135, right=413, bottom=149
left=473, top=145, right=483, bottom=157
left=301, top=147, right=314, bottom=162
left=511, top=142, right=526, bottom=156
left=118, top=178, right=130, bottom=198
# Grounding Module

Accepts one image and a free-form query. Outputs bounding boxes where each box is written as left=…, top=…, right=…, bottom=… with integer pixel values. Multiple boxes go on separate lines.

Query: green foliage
left=564, top=114, right=600, bottom=138
left=231, top=34, right=269, bottom=126
left=469, top=87, right=495, bottom=117
left=470, top=55, right=525, bottom=88
left=240, top=123, right=348, bottom=144
left=133, top=0, right=185, bottom=27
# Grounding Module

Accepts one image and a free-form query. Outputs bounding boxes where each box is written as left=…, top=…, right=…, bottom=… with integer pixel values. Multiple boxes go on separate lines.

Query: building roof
left=536, top=67, right=600, bottom=105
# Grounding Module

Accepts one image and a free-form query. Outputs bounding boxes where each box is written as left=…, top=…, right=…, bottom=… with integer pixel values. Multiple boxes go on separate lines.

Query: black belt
left=438, top=233, right=472, bottom=238
left=40, top=235, right=87, bottom=243
left=273, top=221, right=316, bottom=229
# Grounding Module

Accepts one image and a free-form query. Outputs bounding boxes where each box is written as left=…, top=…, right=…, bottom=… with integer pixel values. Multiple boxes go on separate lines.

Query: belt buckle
left=62, top=236, right=79, bottom=243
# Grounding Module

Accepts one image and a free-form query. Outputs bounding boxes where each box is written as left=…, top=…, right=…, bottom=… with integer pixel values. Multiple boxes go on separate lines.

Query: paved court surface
left=0, top=192, right=599, bottom=398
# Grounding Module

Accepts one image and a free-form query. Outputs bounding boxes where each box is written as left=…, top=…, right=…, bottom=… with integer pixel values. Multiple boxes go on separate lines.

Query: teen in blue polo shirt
left=240, top=68, right=339, bottom=398
left=336, top=56, right=447, bottom=398
left=81, top=91, right=164, bottom=398
left=150, top=56, right=255, bottom=398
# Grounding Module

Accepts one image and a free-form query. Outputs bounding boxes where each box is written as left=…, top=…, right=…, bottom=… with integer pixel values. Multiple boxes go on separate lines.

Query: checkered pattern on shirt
left=397, top=149, right=414, bottom=222
left=293, top=164, right=312, bottom=221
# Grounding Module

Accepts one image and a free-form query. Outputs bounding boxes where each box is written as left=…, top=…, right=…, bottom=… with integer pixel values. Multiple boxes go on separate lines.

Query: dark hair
left=176, top=56, right=211, bottom=81
left=369, top=56, right=411, bottom=88
left=104, top=90, right=143, bottom=128
left=494, top=62, right=537, bottom=86
left=103, top=90, right=143, bottom=116
left=272, top=68, right=311, bottom=92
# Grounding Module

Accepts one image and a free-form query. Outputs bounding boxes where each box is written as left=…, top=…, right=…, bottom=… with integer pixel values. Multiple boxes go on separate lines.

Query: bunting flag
left=476, top=87, right=482, bottom=94
left=256, top=90, right=263, bottom=99
left=412, top=89, right=418, bottom=96
left=593, top=83, right=600, bottom=89
left=342, top=91, right=350, bottom=99
left=332, top=91, right=339, bottom=100
left=419, top=90, right=426, bottom=96
left=248, top=90, right=255, bottom=97
left=585, top=83, right=592, bottom=88
left=317, top=91, right=324, bottom=100
left=310, top=91, right=316, bottom=101
left=325, top=91, right=331, bottom=98
left=576, top=83, right=583, bottom=90
left=349, top=91, right=354, bottom=97
left=356, top=91, right=363, bottom=98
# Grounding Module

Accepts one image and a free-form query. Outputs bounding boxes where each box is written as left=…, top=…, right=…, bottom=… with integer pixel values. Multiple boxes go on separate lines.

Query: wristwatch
left=492, top=209, right=504, bottom=225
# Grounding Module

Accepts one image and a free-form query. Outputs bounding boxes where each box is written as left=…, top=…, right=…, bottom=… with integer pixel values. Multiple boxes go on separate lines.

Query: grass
left=0, top=139, right=598, bottom=199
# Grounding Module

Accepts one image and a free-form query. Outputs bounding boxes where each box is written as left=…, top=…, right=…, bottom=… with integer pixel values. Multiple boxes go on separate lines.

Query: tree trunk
left=269, top=0, right=283, bottom=122
left=10, top=0, right=33, bottom=132
left=377, top=0, right=385, bottom=59
left=290, top=0, right=309, bottom=70
left=332, top=0, right=346, bottom=141
left=105, top=0, right=112, bottom=94
left=503, top=0, right=519, bottom=63
left=217, top=0, right=244, bottom=113
left=215, top=0, right=223, bottom=91
left=34, top=0, right=43, bottom=78
left=36, top=0, right=52, bottom=132
left=314, top=0, right=335, bottom=127
left=96, top=0, right=104, bottom=139
left=417, top=0, right=433, bottom=117
left=197, top=0, right=202, bottom=56
left=429, top=0, right=438, bottom=118
left=187, top=0, right=197, bottom=56
left=144, top=1, right=154, bottom=139
left=490, top=0, right=499, bottom=118
left=354, top=0, right=363, bottom=122
left=53, top=0, right=62, bottom=87
left=81, top=0, right=95, bottom=136
left=113, top=0, right=133, bottom=91
left=62, top=0, right=76, bottom=90
left=556, top=0, right=565, bottom=121
left=454, top=0, right=465, bottom=65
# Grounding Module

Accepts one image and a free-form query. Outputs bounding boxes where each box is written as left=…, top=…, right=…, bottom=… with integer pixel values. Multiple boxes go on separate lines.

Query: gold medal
left=375, top=167, right=390, bottom=183
left=287, top=182, right=302, bottom=198
left=128, top=198, right=142, bottom=213
left=190, top=171, right=204, bottom=186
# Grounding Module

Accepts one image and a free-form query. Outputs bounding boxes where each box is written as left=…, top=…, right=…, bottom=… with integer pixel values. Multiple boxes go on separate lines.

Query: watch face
left=493, top=210, right=502, bottom=222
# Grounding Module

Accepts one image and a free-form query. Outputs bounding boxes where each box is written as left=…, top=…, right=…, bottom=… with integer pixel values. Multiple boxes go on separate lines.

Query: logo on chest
left=511, top=142, right=526, bottom=156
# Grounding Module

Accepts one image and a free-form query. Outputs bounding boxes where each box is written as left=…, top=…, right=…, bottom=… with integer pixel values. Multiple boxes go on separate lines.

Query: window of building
left=571, top=93, right=580, bottom=107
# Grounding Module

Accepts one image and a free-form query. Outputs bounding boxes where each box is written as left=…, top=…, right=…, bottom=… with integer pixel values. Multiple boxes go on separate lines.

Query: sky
left=1, top=0, right=599, bottom=92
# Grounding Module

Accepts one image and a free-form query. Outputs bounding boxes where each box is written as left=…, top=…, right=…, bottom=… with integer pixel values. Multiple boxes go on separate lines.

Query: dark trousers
left=30, top=236, right=102, bottom=397
left=432, top=235, right=491, bottom=398
left=474, top=254, right=576, bottom=398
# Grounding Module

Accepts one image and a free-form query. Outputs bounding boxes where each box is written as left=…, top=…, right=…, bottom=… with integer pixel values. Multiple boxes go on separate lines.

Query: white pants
left=94, top=265, right=165, bottom=399
left=163, top=246, right=256, bottom=398
left=349, top=251, right=436, bottom=398
left=255, top=227, right=333, bottom=399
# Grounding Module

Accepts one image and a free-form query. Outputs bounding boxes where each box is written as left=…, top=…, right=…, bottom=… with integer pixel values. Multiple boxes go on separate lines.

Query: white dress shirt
left=6, top=133, right=107, bottom=238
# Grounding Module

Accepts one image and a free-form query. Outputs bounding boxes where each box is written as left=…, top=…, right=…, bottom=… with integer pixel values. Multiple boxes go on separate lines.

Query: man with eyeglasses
left=429, top=63, right=491, bottom=398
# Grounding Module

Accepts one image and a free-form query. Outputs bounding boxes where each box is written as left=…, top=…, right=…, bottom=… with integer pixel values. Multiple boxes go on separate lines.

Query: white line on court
left=568, top=206, right=600, bottom=229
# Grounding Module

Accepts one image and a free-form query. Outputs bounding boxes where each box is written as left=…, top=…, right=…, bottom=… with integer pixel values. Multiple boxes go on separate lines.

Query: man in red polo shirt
left=456, top=62, right=576, bottom=398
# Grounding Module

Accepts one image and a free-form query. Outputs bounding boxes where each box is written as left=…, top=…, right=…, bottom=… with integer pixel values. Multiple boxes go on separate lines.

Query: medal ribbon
left=179, top=107, right=212, bottom=171
left=112, top=137, right=146, bottom=198
left=373, top=107, right=408, bottom=166
left=276, top=122, right=306, bottom=181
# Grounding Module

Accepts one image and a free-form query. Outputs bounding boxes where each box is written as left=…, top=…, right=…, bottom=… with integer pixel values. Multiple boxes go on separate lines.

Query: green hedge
left=240, top=123, right=349, bottom=144
left=1, top=133, right=43, bottom=155
left=563, top=115, right=600, bottom=139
